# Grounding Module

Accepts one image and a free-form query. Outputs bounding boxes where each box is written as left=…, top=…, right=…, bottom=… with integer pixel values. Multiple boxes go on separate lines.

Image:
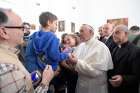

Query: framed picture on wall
left=71, top=22, right=75, bottom=33
left=58, top=20, right=65, bottom=32
left=107, top=18, right=128, bottom=26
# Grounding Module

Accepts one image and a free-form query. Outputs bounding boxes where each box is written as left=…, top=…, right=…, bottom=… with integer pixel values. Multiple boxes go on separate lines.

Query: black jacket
left=108, top=41, right=140, bottom=93
left=100, top=36, right=117, bottom=54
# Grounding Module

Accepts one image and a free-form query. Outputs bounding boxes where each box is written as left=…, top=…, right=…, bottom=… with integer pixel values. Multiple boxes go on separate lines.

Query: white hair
left=114, top=25, right=128, bottom=32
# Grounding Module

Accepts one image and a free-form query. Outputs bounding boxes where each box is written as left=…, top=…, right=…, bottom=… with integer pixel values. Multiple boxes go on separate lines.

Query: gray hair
left=0, top=8, right=11, bottom=25
left=82, top=24, right=94, bottom=32
left=114, top=25, right=128, bottom=32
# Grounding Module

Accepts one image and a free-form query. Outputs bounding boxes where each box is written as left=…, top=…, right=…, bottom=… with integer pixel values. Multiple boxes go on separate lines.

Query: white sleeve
left=75, top=44, right=113, bottom=78
left=75, top=59, right=104, bottom=78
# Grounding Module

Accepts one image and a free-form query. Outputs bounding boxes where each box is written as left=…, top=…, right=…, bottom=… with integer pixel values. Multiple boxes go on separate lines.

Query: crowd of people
left=0, top=7, right=140, bottom=93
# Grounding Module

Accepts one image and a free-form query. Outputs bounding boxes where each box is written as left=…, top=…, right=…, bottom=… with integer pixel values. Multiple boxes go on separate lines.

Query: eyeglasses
left=5, top=26, right=24, bottom=29
left=3, top=25, right=31, bottom=31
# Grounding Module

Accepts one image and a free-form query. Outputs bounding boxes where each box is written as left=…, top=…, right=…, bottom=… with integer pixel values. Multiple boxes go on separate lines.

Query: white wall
left=1, top=0, right=140, bottom=36
left=0, top=0, right=87, bottom=37
left=86, top=0, right=140, bottom=29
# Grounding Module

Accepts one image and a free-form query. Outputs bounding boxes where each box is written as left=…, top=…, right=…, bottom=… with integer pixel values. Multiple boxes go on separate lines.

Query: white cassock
left=73, top=37, right=113, bottom=93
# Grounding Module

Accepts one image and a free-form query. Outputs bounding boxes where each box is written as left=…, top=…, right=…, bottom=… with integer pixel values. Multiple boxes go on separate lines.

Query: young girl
left=59, top=34, right=80, bottom=93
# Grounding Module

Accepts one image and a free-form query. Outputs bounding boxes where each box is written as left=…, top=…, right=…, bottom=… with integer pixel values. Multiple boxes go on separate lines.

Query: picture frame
left=58, top=20, right=65, bottom=32
left=71, top=22, right=75, bottom=33
left=107, top=18, right=128, bottom=26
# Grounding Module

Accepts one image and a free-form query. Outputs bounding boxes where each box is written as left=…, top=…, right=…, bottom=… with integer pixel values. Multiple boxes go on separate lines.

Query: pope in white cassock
left=70, top=24, right=113, bottom=93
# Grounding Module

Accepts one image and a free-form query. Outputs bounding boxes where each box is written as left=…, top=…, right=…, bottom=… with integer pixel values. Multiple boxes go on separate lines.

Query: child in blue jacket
left=24, top=12, right=69, bottom=73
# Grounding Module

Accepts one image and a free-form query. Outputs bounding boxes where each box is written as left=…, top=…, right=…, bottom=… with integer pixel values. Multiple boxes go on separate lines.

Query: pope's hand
left=68, top=53, right=78, bottom=64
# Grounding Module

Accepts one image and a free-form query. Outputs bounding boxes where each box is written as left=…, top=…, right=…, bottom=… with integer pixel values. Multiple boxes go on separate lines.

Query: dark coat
left=100, top=36, right=117, bottom=54
left=108, top=41, right=140, bottom=93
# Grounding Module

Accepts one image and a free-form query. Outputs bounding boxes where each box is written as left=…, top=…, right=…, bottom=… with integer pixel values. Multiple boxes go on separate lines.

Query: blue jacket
left=24, top=30, right=68, bottom=72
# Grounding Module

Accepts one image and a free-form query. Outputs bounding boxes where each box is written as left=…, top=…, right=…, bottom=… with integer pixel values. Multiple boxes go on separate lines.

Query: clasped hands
left=68, top=53, right=78, bottom=64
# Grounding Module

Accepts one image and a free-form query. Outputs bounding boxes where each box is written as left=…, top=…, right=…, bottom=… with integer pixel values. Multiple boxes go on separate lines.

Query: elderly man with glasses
left=0, top=8, right=54, bottom=93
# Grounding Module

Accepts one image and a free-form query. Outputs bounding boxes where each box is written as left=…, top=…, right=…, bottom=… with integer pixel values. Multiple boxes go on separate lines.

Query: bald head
left=0, top=8, right=24, bottom=47
left=104, top=23, right=114, bottom=27
left=102, top=23, right=114, bottom=37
